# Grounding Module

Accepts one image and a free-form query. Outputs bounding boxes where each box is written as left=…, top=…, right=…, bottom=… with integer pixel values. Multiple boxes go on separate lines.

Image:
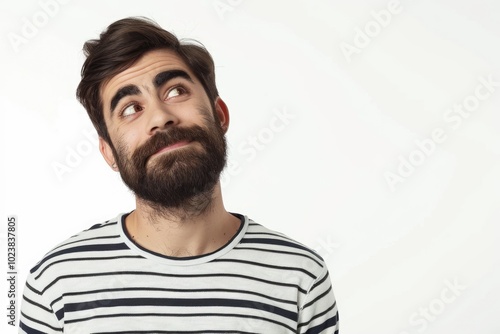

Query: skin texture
left=98, top=49, right=241, bottom=257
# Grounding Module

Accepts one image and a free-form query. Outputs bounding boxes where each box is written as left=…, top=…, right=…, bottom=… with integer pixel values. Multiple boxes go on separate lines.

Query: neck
left=125, top=182, right=241, bottom=257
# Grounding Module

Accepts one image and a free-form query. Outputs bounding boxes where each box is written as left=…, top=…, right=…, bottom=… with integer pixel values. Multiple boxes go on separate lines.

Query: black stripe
left=35, top=255, right=143, bottom=280
left=95, top=331, right=256, bottom=334
left=310, top=270, right=329, bottom=291
left=19, top=321, right=56, bottom=334
left=26, top=282, right=42, bottom=296
left=244, top=231, right=295, bottom=242
left=22, top=295, right=52, bottom=313
left=87, top=221, right=116, bottom=230
left=51, top=295, right=63, bottom=308
left=55, top=307, right=64, bottom=321
left=303, top=285, right=333, bottom=309
left=304, top=312, right=339, bottom=334
left=20, top=311, right=63, bottom=332
left=95, top=331, right=257, bottom=334
left=31, top=243, right=129, bottom=273
left=297, top=302, right=336, bottom=328
left=53, top=287, right=296, bottom=307
left=51, top=235, right=120, bottom=252
left=65, top=297, right=297, bottom=321
left=240, top=238, right=323, bottom=262
left=42, top=271, right=308, bottom=295
left=213, top=258, right=316, bottom=279
left=67, top=312, right=295, bottom=332
left=66, top=221, right=116, bottom=239
left=233, top=246, right=323, bottom=267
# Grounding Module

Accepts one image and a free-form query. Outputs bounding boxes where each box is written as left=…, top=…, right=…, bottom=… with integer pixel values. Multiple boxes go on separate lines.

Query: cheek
left=111, top=131, right=140, bottom=161
left=192, top=100, right=215, bottom=120
left=111, top=122, right=142, bottom=147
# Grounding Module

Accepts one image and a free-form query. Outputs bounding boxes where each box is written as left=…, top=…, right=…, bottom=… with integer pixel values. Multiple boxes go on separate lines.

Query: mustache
left=131, top=125, right=211, bottom=167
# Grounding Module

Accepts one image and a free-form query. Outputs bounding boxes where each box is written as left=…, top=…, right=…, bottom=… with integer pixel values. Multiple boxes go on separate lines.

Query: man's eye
left=166, top=86, right=187, bottom=100
left=122, top=104, right=143, bottom=117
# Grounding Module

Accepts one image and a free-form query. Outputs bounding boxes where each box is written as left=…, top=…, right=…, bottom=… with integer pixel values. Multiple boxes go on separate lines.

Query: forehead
left=101, top=49, right=195, bottom=103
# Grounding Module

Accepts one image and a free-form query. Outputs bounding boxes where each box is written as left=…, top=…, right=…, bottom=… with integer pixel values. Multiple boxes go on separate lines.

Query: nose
left=147, top=98, right=180, bottom=135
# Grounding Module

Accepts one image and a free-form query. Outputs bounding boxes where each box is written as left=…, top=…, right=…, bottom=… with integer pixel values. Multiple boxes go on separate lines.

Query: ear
left=99, top=137, right=119, bottom=171
left=214, top=97, right=230, bottom=133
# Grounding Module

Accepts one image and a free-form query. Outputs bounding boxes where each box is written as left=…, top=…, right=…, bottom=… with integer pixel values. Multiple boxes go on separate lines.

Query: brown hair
left=76, top=17, right=219, bottom=144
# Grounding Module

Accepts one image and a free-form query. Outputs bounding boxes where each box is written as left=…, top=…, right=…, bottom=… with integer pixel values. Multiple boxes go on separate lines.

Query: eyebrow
left=154, top=69, right=193, bottom=88
left=110, top=85, right=141, bottom=115
left=109, top=70, right=194, bottom=115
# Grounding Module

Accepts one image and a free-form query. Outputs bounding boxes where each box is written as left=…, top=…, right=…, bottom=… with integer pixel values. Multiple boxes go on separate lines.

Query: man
left=19, top=17, right=339, bottom=333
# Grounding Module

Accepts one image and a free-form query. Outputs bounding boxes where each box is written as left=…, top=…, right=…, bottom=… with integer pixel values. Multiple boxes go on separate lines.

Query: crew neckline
left=118, top=212, right=248, bottom=266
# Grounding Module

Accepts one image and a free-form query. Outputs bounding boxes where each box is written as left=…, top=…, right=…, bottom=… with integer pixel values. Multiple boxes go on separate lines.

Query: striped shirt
left=19, top=213, right=339, bottom=333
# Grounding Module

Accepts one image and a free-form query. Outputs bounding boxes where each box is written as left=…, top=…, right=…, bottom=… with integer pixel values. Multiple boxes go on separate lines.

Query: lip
left=152, top=140, right=191, bottom=157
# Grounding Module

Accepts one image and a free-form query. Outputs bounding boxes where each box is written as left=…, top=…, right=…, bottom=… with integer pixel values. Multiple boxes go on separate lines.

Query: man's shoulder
left=239, top=218, right=328, bottom=278
left=28, top=214, right=125, bottom=278
left=244, top=218, right=323, bottom=256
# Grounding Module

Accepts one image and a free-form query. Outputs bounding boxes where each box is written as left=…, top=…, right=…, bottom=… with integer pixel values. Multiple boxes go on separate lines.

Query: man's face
left=99, top=49, right=228, bottom=209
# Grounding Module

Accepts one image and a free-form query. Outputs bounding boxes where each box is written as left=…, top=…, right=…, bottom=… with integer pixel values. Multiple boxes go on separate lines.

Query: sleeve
left=18, top=275, right=63, bottom=334
left=297, top=267, right=339, bottom=334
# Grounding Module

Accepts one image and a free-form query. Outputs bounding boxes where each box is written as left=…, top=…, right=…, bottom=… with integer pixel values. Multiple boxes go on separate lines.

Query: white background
left=1, top=0, right=499, bottom=333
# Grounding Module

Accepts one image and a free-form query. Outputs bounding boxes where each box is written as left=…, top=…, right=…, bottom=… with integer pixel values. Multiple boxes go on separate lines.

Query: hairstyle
left=76, top=17, right=219, bottom=144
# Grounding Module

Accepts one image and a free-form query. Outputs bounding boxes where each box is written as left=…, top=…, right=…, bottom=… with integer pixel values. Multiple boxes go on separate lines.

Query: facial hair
left=110, top=110, right=227, bottom=215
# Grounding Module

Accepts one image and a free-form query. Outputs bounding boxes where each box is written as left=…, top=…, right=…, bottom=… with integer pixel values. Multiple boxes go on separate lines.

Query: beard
left=110, top=111, right=227, bottom=213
